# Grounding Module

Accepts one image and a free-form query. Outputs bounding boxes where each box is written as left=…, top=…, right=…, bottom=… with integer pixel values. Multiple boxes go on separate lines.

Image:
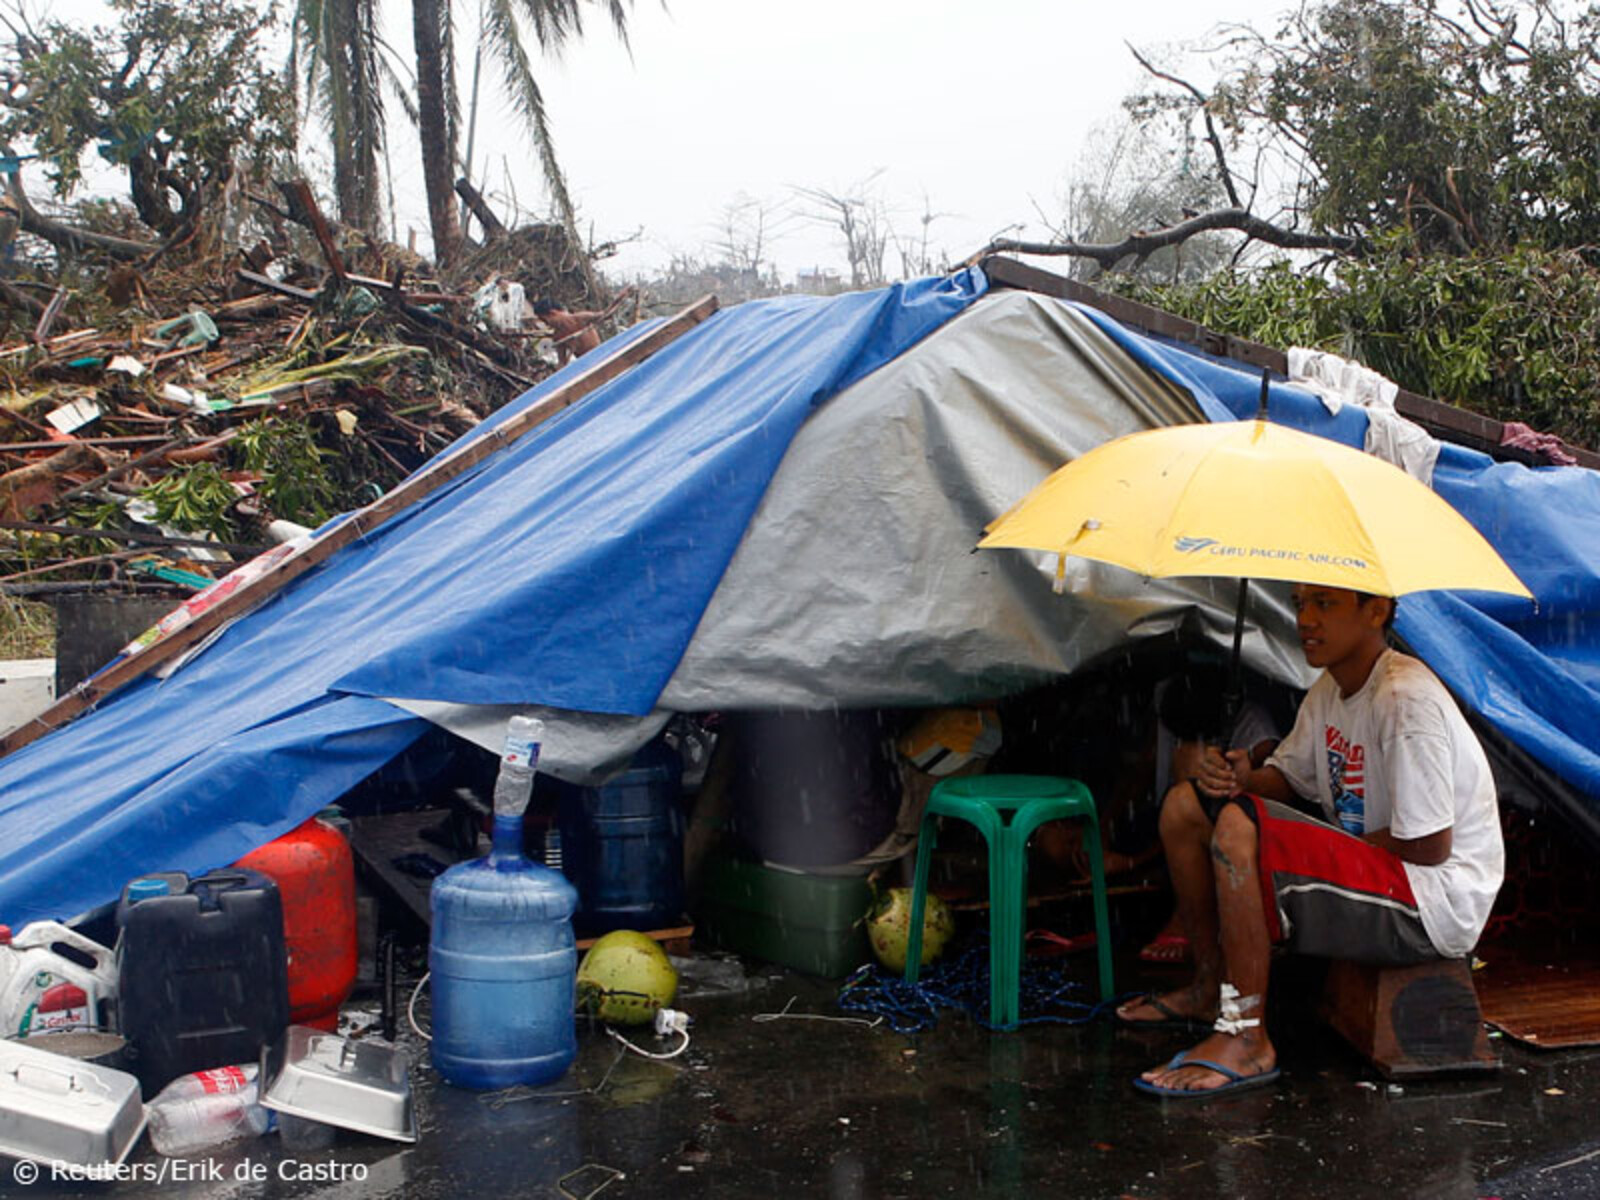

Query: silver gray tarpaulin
left=396, top=290, right=1314, bottom=781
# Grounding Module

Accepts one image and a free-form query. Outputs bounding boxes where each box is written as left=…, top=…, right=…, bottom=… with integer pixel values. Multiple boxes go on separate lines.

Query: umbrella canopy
left=980, top=418, right=1531, bottom=601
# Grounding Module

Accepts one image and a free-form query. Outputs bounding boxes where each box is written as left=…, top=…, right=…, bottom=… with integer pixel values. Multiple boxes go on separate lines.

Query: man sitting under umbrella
left=1115, top=583, right=1504, bottom=1098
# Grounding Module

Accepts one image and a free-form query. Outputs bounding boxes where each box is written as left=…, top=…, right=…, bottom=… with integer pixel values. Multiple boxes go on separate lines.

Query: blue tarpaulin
left=1, top=268, right=1597, bottom=928
left=0, top=271, right=985, bottom=925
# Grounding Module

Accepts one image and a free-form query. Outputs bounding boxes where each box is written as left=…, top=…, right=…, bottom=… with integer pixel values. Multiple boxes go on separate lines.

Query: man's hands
left=1194, top=746, right=1249, bottom=799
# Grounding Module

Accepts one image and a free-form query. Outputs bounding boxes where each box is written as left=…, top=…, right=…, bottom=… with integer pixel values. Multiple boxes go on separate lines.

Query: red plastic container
left=235, top=818, right=356, bottom=1030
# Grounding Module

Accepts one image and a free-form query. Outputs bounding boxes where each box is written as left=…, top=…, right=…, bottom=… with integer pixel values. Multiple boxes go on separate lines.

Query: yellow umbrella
left=981, top=418, right=1531, bottom=601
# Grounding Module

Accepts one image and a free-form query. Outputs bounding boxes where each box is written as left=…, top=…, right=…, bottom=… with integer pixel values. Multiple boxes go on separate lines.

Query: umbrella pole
left=1228, top=372, right=1263, bottom=732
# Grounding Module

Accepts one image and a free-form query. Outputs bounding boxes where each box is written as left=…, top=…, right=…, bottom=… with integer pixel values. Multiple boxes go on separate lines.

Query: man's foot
left=1114, top=982, right=1215, bottom=1029
left=1138, top=1028, right=1278, bottom=1096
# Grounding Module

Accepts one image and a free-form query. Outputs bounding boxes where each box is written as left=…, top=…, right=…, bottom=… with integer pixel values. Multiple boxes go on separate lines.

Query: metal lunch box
left=0, top=1038, right=146, bottom=1169
left=259, top=1025, right=416, bottom=1143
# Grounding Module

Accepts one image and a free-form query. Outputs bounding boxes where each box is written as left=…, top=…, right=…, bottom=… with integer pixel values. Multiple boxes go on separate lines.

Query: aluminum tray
left=259, top=1026, right=416, bottom=1143
left=0, top=1038, right=146, bottom=1169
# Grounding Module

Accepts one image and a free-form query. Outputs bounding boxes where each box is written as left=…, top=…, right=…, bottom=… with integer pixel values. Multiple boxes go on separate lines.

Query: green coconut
left=576, top=930, right=679, bottom=1025
left=866, top=887, right=955, bottom=972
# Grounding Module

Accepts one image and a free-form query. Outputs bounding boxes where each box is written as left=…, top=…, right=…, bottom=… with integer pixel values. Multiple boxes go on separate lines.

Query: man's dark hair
left=1353, top=590, right=1398, bottom=632
left=532, top=298, right=557, bottom=316
left=1159, top=663, right=1231, bottom=742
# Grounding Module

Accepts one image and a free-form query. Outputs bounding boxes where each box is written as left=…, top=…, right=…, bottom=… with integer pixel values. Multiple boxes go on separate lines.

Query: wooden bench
left=1319, top=957, right=1500, bottom=1079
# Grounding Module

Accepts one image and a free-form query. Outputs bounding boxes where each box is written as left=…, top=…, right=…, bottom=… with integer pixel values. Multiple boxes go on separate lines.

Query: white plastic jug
left=0, top=922, right=119, bottom=1038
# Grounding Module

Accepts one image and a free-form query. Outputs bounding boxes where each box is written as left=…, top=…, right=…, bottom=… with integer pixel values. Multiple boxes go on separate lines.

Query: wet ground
left=19, top=942, right=1600, bottom=1199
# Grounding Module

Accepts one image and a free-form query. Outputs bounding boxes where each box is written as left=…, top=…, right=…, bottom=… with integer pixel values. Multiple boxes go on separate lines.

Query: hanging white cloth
left=1287, top=347, right=1439, bottom=486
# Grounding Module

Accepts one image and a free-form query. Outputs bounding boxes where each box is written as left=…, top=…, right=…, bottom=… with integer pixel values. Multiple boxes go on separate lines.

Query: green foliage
left=0, top=0, right=294, bottom=233
left=235, top=417, right=337, bottom=526
left=1211, top=0, right=1600, bottom=253
left=1090, top=3, right=1600, bottom=446
left=1123, top=246, right=1600, bottom=447
left=139, top=463, right=238, bottom=538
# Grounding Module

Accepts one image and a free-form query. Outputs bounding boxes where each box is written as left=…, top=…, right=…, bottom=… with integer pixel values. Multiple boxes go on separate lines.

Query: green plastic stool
left=904, top=775, right=1114, bottom=1028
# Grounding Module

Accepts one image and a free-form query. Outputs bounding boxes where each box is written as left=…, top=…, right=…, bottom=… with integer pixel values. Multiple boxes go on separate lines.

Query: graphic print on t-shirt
left=1324, top=724, right=1366, bottom=834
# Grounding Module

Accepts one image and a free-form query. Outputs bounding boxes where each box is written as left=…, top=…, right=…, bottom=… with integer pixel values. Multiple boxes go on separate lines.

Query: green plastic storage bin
left=694, top=853, right=872, bottom=977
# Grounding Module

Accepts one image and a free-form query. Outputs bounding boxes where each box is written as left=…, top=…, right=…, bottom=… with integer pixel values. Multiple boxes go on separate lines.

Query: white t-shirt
left=1265, top=648, right=1504, bottom=959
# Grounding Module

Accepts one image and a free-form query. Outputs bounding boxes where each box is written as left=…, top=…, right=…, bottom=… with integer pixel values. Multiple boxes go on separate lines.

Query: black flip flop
left=1114, top=992, right=1213, bottom=1032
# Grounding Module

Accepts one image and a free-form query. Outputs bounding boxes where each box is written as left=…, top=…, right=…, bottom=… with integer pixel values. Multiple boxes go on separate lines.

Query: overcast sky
left=53, top=0, right=1294, bottom=282
left=434, top=0, right=1293, bottom=280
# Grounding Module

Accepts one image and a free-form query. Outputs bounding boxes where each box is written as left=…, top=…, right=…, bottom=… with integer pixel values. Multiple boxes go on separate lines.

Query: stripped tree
left=411, top=0, right=636, bottom=271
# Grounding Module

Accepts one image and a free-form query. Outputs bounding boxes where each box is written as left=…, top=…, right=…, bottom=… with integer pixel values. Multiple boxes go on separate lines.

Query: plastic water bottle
left=492, top=715, right=544, bottom=817
left=145, top=1064, right=273, bottom=1156
left=430, top=716, right=578, bottom=1089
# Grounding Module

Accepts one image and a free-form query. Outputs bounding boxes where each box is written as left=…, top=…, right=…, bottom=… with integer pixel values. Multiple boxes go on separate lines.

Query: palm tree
left=410, top=0, right=461, bottom=259
left=412, top=0, right=634, bottom=268
left=292, top=0, right=409, bottom=235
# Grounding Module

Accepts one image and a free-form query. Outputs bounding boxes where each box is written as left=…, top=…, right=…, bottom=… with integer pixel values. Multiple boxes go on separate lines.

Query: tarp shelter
left=2, top=265, right=1598, bottom=927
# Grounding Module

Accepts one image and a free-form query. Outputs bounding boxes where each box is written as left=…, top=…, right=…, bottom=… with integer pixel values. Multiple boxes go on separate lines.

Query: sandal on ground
left=1113, top=992, right=1212, bottom=1031
left=1138, top=932, right=1191, bottom=964
left=1131, top=1050, right=1281, bottom=1100
left=1026, top=929, right=1097, bottom=955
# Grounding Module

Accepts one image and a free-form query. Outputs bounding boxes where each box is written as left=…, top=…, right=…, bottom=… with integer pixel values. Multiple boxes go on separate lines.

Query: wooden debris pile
left=0, top=179, right=637, bottom=606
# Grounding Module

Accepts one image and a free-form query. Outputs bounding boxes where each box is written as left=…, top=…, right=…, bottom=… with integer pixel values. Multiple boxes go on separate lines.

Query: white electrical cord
left=605, top=1026, right=690, bottom=1061
left=409, top=974, right=694, bottom=1066
left=409, top=971, right=432, bottom=1041
left=603, top=1008, right=692, bottom=1060
left=753, top=994, right=883, bottom=1028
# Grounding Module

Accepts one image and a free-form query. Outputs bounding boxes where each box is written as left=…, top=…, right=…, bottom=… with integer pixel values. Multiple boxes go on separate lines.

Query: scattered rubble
left=0, top=179, right=639, bottom=614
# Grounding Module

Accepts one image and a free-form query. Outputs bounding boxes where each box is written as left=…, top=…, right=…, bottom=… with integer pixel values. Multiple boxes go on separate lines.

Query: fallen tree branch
left=277, top=179, right=347, bottom=281
left=455, top=177, right=507, bottom=240
left=971, top=207, right=1362, bottom=269
left=1, top=148, right=157, bottom=262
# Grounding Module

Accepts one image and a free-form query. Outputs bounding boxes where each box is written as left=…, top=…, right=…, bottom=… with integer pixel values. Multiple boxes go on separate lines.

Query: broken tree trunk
left=277, top=179, right=348, bottom=281
left=454, top=178, right=507, bottom=241
left=3, top=168, right=156, bottom=262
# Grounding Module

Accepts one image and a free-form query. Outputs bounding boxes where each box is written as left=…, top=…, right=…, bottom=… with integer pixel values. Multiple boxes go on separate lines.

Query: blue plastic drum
left=558, top=740, right=685, bottom=934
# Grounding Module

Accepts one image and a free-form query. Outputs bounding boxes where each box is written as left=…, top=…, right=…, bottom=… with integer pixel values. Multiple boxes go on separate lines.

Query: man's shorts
left=1231, top=795, right=1438, bottom=966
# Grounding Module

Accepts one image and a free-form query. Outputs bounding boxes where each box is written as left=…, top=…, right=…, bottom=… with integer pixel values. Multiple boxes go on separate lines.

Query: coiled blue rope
left=836, top=939, right=1137, bottom=1034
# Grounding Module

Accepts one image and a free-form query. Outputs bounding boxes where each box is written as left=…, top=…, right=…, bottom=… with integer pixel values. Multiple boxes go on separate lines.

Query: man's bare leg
left=1141, top=801, right=1277, bottom=1091
left=1116, top=782, right=1222, bottom=1024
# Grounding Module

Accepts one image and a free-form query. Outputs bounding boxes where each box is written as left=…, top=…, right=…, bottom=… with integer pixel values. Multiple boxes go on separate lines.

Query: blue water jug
left=558, top=740, right=685, bottom=935
left=429, top=813, right=579, bottom=1089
